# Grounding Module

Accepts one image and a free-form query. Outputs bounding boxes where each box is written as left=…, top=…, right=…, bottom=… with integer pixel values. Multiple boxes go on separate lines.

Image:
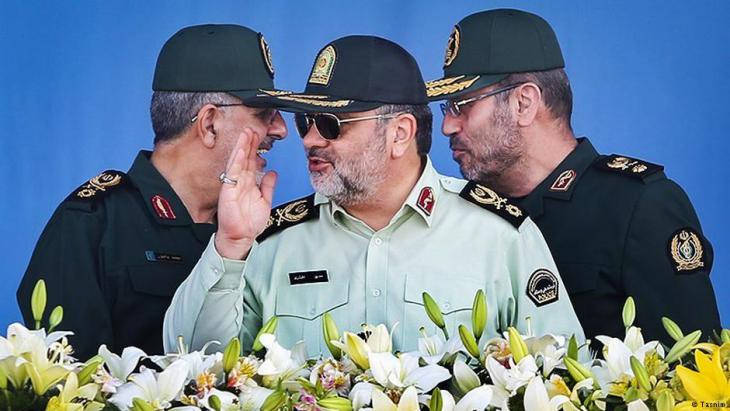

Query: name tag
left=145, top=251, right=183, bottom=263
left=288, top=270, right=328, bottom=285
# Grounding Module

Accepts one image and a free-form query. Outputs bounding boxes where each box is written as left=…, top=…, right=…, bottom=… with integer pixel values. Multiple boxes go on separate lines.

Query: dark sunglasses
left=294, top=112, right=403, bottom=140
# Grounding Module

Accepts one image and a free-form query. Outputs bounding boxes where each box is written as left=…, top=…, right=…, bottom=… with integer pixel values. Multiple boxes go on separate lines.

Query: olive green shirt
left=164, top=158, right=584, bottom=356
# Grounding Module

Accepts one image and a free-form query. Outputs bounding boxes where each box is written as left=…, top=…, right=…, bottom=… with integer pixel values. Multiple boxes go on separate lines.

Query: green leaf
left=253, top=316, right=279, bottom=352
left=31, top=279, right=47, bottom=329
left=471, top=289, right=487, bottom=342
left=223, top=337, right=241, bottom=373
left=661, top=317, right=684, bottom=342
left=622, top=296, right=635, bottom=328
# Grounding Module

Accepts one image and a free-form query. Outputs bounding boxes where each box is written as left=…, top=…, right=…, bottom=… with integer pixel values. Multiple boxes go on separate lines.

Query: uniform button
left=372, top=289, right=381, bottom=297
left=374, top=238, right=383, bottom=245
left=213, top=268, right=220, bottom=275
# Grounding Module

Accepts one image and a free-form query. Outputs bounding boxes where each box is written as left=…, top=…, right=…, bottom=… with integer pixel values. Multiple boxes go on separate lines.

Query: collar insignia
left=459, top=181, right=527, bottom=228
left=151, top=195, right=176, bottom=220
left=527, top=269, right=559, bottom=307
left=308, top=45, right=336, bottom=86
left=550, top=169, right=577, bottom=191
left=417, top=187, right=436, bottom=216
left=257, top=194, right=319, bottom=242
left=669, top=228, right=705, bottom=274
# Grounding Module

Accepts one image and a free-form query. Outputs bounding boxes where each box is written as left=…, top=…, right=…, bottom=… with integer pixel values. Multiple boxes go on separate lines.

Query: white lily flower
left=440, top=385, right=493, bottom=411
left=350, top=381, right=375, bottom=410
left=452, top=358, right=480, bottom=394
left=368, top=351, right=450, bottom=392
left=523, top=376, right=571, bottom=411
left=627, top=399, right=650, bottom=411
left=371, top=385, right=420, bottom=411
left=109, top=359, right=189, bottom=411
left=200, top=388, right=239, bottom=411
left=485, top=354, right=538, bottom=409
left=592, top=326, right=662, bottom=391
left=409, top=332, right=464, bottom=365
left=96, top=344, right=146, bottom=394
left=239, top=385, right=274, bottom=411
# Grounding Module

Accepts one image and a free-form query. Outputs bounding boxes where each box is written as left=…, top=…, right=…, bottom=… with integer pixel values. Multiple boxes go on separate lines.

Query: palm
left=215, top=130, right=277, bottom=259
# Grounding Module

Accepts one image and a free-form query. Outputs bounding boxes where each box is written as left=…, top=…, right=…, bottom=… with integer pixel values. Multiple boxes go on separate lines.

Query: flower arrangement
left=2, top=280, right=728, bottom=411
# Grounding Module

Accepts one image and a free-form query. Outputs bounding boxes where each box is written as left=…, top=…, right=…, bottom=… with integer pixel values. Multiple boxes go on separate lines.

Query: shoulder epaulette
left=459, top=181, right=527, bottom=228
left=257, top=194, right=319, bottom=242
left=593, top=154, right=664, bottom=181
left=64, top=170, right=128, bottom=206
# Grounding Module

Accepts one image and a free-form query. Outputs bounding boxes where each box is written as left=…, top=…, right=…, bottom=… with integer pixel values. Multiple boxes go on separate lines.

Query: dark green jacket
left=17, top=151, right=215, bottom=360
left=519, top=138, right=721, bottom=346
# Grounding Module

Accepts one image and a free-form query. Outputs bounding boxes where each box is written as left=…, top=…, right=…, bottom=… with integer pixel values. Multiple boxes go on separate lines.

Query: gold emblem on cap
left=309, top=45, right=337, bottom=86
left=259, top=34, right=275, bottom=77
left=670, top=229, right=704, bottom=272
left=426, top=75, right=480, bottom=98
left=444, top=25, right=461, bottom=67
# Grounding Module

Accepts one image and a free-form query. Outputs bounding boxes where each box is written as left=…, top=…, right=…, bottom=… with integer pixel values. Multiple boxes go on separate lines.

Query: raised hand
left=214, top=128, right=277, bottom=260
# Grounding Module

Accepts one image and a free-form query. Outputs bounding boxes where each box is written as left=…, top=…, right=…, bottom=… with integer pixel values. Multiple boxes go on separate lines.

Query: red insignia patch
left=550, top=169, right=577, bottom=192
left=417, top=187, right=435, bottom=216
left=151, top=195, right=177, bottom=220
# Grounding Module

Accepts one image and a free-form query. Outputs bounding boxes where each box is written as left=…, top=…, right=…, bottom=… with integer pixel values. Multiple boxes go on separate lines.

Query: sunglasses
left=439, top=83, right=526, bottom=117
left=294, top=112, right=403, bottom=140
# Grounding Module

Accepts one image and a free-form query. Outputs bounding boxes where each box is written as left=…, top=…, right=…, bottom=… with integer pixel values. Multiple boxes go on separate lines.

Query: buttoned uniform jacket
left=164, top=158, right=585, bottom=356
left=17, top=151, right=216, bottom=360
left=518, top=138, right=721, bottom=346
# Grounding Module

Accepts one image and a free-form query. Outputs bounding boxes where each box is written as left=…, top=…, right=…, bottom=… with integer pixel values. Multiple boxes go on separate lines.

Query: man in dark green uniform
left=427, top=9, right=721, bottom=346
left=17, top=24, right=288, bottom=360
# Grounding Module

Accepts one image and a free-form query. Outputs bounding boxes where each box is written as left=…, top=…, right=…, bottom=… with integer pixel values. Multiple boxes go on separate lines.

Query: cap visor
left=253, top=90, right=383, bottom=113
left=227, top=88, right=295, bottom=107
left=425, top=74, right=508, bottom=101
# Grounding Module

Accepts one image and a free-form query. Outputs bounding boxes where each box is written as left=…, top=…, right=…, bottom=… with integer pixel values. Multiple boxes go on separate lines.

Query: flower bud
left=661, top=317, right=684, bottom=342
left=622, top=296, right=635, bottom=329
left=318, top=397, right=353, bottom=411
left=31, top=279, right=47, bottom=329
left=459, top=324, right=480, bottom=358
left=507, top=327, right=528, bottom=363
left=323, top=312, right=342, bottom=360
left=422, top=292, right=445, bottom=329
left=471, top=290, right=487, bottom=342
left=630, top=356, right=651, bottom=392
left=48, top=306, right=63, bottom=332
left=665, top=330, right=702, bottom=364
left=253, top=316, right=279, bottom=352
left=429, top=388, right=443, bottom=411
left=223, top=337, right=241, bottom=373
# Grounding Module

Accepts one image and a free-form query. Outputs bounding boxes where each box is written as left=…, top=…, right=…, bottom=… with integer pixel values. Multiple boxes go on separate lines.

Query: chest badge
left=417, top=187, right=436, bottom=216
left=151, top=195, right=177, bottom=220
left=550, top=169, right=577, bottom=192
left=669, top=229, right=705, bottom=273
left=289, top=270, right=329, bottom=285
left=526, top=269, right=559, bottom=307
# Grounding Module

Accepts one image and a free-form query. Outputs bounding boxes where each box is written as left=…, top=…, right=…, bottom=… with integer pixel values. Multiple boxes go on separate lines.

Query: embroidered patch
left=669, top=228, right=705, bottom=273
left=426, top=75, right=480, bottom=98
left=308, top=45, right=337, bottom=85
left=289, top=270, right=329, bottom=285
left=459, top=181, right=526, bottom=228
left=151, top=195, right=176, bottom=220
left=526, top=269, right=559, bottom=307
left=550, top=169, right=577, bottom=191
left=444, top=25, right=461, bottom=67
left=257, top=194, right=319, bottom=242
left=259, top=33, right=275, bottom=77
left=594, top=154, right=663, bottom=181
left=145, top=251, right=183, bottom=263
left=75, top=171, right=124, bottom=198
left=417, top=187, right=436, bottom=216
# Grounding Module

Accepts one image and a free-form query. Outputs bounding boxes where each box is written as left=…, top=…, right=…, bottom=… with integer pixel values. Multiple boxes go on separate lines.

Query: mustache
left=307, top=148, right=336, bottom=163
left=449, top=138, right=469, bottom=151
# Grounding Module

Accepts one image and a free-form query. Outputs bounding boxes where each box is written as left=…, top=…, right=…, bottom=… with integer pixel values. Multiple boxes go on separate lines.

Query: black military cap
left=426, top=9, right=565, bottom=101
left=152, top=24, right=287, bottom=105
left=260, top=35, right=428, bottom=113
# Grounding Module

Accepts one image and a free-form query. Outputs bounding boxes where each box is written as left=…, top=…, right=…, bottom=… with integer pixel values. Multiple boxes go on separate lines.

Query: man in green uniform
left=17, top=24, right=288, bottom=360
left=164, top=35, right=584, bottom=356
left=427, top=9, right=721, bottom=345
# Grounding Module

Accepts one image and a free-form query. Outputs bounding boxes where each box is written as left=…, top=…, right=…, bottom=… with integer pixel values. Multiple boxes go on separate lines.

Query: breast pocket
left=274, top=280, right=349, bottom=355
left=402, top=273, right=484, bottom=350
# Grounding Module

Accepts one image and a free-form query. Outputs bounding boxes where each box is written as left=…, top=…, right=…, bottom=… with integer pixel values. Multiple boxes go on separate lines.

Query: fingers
left=242, top=128, right=261, bottom=174
left=260, top=171, right=278, bottom=206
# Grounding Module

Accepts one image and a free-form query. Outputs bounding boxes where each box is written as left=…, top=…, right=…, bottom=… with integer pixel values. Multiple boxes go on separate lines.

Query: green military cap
left=426, top=9, right=565, bottom=101
left=259, top=35, right=428, bottom=113
left=153, top=24, right=287, bottom=105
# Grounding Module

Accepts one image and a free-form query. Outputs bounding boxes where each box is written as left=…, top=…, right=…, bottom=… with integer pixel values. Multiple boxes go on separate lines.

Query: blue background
left=1, top=1, right=727, bottom=331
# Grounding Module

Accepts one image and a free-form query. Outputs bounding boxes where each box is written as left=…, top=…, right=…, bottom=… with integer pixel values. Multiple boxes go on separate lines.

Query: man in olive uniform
left=17, top=24, right=288, bottom=360
left=164, top=35, right=584, bottom=356
left=427, top=9, right=721, bottom=345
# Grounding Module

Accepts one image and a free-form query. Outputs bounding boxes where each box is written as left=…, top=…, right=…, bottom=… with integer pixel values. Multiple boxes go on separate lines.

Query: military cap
left=260, top=35, right=428, bottom=113
left=426, top=9, right=565, bottom=100
left=153, top=24, right=287, bottom=105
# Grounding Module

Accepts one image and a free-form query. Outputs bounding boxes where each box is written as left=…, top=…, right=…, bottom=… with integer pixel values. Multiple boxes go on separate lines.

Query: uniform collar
left=127, top=150, right=193, bottom=226
left=520, top=137, right=599, bottom=219
left=314, top=156, right=441, bottom=228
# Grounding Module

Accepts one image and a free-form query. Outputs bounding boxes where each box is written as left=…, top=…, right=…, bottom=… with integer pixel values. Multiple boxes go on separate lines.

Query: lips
left=307, top=156, right=332, bottom=172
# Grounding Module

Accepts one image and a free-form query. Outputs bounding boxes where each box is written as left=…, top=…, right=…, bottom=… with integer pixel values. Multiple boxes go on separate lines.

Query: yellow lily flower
left=676, top=348, right=730, bottom=405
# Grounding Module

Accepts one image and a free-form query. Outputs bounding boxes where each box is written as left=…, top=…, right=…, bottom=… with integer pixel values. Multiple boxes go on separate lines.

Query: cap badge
left=550, top=169, right=577, bottom=191
left=151, top=195, right=177, bottom=220
left=669, top=229, right=704, bottom=273
left=259, top=33, right=275, bottom=77
left=308, top=45, right=336, bottom=86
left=417, top=187, right=436, bottom=216
left=607, top=156, right=649, bottom=174
left=526, top=269, right=559, bottom=307
left=444, top=25, right=461, bottom=67
left=76, top=172, right=123, bottom=198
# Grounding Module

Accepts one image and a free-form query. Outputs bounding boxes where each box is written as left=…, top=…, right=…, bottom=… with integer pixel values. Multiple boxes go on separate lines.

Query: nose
left=441, top=112, right=462, bottom=139
left=301, top=121, right=328, bottom=151
left=267, top=111, right=288, bottom=140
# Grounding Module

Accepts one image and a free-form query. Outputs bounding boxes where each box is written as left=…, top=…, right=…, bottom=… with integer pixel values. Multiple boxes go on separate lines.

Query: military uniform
left=517, top=138, right=720, bottom=344
left=18, top=151, right=215, bottom=359
left=164, top=158, right=585, bottom=356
